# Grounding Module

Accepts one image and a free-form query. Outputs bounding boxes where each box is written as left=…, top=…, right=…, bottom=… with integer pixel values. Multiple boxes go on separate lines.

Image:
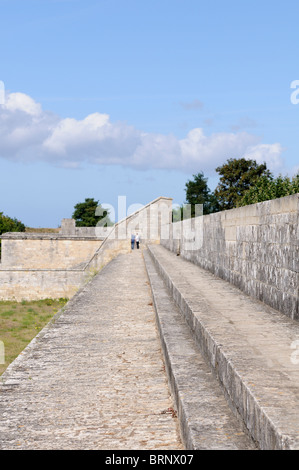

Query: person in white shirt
left=135, top=233, right=140, bottom=249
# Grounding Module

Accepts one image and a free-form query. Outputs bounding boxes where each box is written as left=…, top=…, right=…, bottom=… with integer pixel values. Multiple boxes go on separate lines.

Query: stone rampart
left=86, top=196, right=173, bottom=272
left=161, top=194, right=299, bottom=320
left=0, top=268, right=85, bottom=301
left=0, top=197, right=173, bottom=301
left=0, top=235, right=102, bottom=269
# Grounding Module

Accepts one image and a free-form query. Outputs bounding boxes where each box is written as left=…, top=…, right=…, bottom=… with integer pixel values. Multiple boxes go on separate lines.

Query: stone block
left=166, top=194, right=298, bottom=320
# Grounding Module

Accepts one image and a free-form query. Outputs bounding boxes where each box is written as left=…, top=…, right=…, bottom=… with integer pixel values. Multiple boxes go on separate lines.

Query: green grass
left=0, top=298, right=68, bottom=376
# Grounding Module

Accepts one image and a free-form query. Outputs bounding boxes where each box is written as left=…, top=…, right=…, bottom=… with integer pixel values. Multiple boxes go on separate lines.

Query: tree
left=172, top=205, right=184, bottom=222
left=185, top=172, right=220, bottom=215
left=292, top=173, right=299, bottom=193
left=72, top=198, right=113, bottom=227
left=0, top=212, right=25, bottom=235
left=214, top=158, right=272, bottom=210
left=238, top=172, right=299, bottom=206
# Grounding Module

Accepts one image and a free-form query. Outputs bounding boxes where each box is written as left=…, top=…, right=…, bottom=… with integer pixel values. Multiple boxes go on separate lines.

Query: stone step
left=146, top=244, right=299, bottom=450
left=143, top=249, right=257, bottom=450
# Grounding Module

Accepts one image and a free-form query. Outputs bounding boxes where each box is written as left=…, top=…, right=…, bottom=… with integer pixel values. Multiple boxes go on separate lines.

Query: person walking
left=131, top=233, right=135, bottom=250
left=135, top=233, right=140, bottom=250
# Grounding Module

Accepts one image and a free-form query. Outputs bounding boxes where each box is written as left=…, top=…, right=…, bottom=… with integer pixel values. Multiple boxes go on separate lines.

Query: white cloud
left=43, top=113, right=110, bottom=155
left=178, top=128, right=259, bottom=170
left=0, top=91, right=285, bottom=173
left=242, top=143, right=284, bottom=171
left=4, top=92, right=42, bottom=116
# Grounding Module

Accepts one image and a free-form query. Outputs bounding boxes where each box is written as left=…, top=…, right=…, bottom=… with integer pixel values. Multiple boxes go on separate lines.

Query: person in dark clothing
left=131, top=233, right=135, bottom=250
left=135, top=233, right=140, bottom=249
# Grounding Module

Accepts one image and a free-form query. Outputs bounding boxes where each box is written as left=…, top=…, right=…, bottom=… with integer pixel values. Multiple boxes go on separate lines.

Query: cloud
left=0, top=91, right=285, bottom=173
left=179, top=99, right=204, bottom=110
left=4, top=92, right=42, bottom=116
left=242, top=143, right=285, bottom=171
left=179, top=128, right=259, bottom=169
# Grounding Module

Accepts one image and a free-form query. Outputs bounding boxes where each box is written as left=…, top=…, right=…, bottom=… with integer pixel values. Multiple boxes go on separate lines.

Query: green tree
left=172, top=204, right=184, bottom=222
left=238, top=172, right=299, bottom=206
left=0, top=212, right=25, bottom=234
left=292, top=172, right=299, bottom=193
left=214, top=158, right=272, bottom=210
left=185, top=172, right=220, bottom=215
left=72, top=198, right=113, bottom=227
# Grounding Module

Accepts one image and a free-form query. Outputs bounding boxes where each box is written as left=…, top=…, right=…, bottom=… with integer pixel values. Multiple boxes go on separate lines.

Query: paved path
left=0, top=251, right=183, bottom=450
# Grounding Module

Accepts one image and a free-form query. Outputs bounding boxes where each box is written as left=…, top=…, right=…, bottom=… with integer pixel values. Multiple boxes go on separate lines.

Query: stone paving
left=0, top=250, right=183, bottom=450
left=147, top=244, right=299, bottom=450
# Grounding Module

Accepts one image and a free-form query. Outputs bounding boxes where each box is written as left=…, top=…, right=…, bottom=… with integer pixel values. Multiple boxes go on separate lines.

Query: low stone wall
left=0, top=197, right=173, bottom=301
left=60, top=218, right=113, bottom=238
left=86, top=197, right=173, bottom=272
left=161, top=194, right=299, bottom=320
left=0, top=268, right=86, bottom=301
left=0, top=235, right=102, bottom=269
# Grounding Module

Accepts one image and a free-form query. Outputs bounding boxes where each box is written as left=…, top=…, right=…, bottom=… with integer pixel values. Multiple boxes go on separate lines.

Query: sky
left=0, top=0, right=298, bottom=227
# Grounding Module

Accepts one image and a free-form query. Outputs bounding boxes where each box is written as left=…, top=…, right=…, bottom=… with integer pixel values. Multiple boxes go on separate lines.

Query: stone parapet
left=0, top=196, right=173, bottom=300
left=162, top=194, right=298, bottom=320
left=0, top=268, right=86, bottom=301
left=0, top=238, right=102, bottom=269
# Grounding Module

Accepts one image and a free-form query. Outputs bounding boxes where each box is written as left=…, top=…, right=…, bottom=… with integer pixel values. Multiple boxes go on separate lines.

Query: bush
left=237, top=173, right=299, bottom=206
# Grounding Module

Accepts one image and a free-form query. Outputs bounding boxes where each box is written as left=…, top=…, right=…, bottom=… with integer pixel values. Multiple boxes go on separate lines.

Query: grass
left=0, top=298, right=68, bottom=376
left=25, top=227, right=60, bottom=233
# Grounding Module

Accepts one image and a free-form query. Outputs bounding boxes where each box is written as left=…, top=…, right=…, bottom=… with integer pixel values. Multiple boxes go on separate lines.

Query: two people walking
left=131, top=232, right=140, bottom=250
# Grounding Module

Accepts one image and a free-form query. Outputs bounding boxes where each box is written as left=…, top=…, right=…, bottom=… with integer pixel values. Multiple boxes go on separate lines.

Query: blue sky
left=0, top=0, right=298, bottom=227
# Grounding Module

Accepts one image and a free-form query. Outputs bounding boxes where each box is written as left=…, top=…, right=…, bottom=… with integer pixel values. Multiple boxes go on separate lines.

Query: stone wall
left=0, top=197, right=173, bottom=301
left=60, top=218, right=112, bottom=238
left=86, top=196, right=173, bottom=271
left=0, top=235, right=102, bottom=269
left=0, top=269, right=86, bottom=301
left=161, top=194, right=299, bottom=320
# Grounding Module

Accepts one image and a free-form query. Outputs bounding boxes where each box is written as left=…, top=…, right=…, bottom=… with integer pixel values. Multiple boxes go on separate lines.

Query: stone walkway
left=0, top=251, right=183, bottom=450
left=147, top=244, right=299, bottom=450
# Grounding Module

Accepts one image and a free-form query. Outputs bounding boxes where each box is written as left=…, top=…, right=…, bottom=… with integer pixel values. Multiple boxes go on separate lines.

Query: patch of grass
left=25, top=227, right=60, bottom=233
left=0, top=298, right=68, bottom=376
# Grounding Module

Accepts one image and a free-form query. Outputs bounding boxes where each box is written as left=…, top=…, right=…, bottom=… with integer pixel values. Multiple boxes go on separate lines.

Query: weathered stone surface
left=0, top=269, right=86, bottom=301
left=0, top=251, right=182, bottom=450
left=148, top=244, right=299, bottom=450
left=0, top=237, right=102, bottom=269
left=162, top=194, right=299, bottom=320
left=0, top=196, right=173, bottom=301
left=144, top=250, right=257, bottom=450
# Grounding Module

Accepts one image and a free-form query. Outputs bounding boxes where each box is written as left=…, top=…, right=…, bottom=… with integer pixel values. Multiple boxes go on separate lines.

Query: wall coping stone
left=0, top=233, right=104, bottom=241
